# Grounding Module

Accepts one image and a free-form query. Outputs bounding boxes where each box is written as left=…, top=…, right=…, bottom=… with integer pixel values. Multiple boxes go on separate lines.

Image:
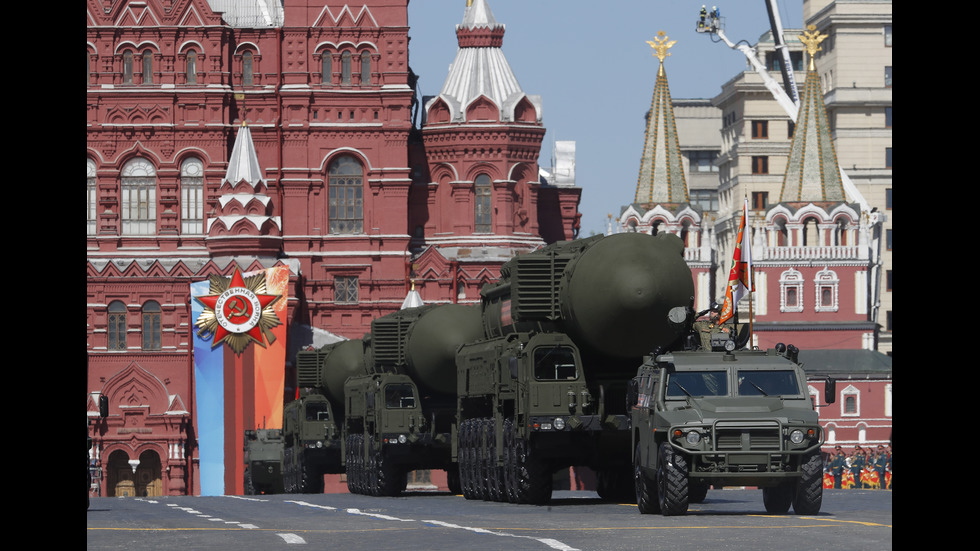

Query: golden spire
left=647, top=31, right=676, bottom=77
left=799, top=24, right=828, bottom=71
left=466, top=0, right=473, bottom=6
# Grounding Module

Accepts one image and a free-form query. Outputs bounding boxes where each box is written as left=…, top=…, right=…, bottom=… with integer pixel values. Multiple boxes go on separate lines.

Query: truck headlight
left=398, top=434, right=407, bottom=444
left=685, top=431, right=701, bottom=445
left=553, top=417, right=566, bottom=430
left=789, top=429, right=805, bottom=444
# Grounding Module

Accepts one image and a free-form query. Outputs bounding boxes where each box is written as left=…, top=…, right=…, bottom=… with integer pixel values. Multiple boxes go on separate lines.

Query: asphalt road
left=86, top=488, right=892, bottom=550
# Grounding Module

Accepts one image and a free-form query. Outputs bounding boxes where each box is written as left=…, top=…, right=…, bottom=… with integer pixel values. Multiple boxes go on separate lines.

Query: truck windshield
left=736, top=370, right=800, bottom=396
left=533, top=346, right=578, bottom=380
left=665, top=371, right=728, bottom=398
left=306, top=403, right=329, bottom=421
left=384, top=383, right=417, bottom=408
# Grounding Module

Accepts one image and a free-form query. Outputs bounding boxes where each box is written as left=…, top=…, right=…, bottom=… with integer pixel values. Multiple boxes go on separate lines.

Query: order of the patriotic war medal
left=194, top=267, right=282, bottom=355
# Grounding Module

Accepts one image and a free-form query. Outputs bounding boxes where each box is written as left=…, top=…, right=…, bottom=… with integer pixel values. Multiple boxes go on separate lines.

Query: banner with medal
left=191, top=265, right=288, bottom=495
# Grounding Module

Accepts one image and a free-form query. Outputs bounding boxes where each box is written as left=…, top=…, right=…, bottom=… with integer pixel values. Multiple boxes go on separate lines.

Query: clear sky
left=406, top=0, right=804, bottom=237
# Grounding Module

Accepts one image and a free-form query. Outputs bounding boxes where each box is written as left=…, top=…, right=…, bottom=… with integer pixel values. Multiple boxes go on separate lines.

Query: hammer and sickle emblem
left=226, top=296, right=250, bottom=321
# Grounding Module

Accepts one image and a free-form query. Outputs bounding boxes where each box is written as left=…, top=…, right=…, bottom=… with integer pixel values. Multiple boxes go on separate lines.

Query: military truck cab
left=344, top=372, right=452, bottom=496
left=630, top=344, right=830, bottom=516
left=243, top=428, right=285, bottom=495
left=281, top=394, right=341, bottom=493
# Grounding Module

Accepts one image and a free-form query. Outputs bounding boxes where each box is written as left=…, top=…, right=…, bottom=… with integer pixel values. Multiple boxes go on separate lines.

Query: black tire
left=301, top=456, right=324, bottom=494
left=515, top=436, right=552, bottom=505
left=634, top=444, right=660, bottom=514
left=656, top=442, right=689, bottom=516
left=792, top=452, right=823, bottom=515
left=375, top=449, right=403, bottom=497
left=503, top=419, right=519, bottom=503
left=762, top=482, right=793, bottom=514
left=485, top=418, right=504, bottom=502
left=459, top=420, right=476, bottom=500
left=244, top=468, right=255, bottom=495
left=446, top=467, right=462, bottom=495
left=688, top=482, right=709, bottom=504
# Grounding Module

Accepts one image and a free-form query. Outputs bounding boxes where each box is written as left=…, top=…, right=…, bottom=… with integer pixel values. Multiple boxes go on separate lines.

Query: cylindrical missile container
left=296, top=339, right=368, bottom=406
left=371, top=304, right=484, bottom=397
left=481, top=232, right=694, bottom=359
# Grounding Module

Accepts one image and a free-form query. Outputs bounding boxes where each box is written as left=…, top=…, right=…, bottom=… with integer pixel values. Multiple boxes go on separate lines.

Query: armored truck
left=456, top=232, right=694, bottom=504
left=285, top=339, right=367, bottom=493
left=243, top=428, right=285, bottom=495
left=630, top=327, right=835, bottom=516
left=344, top=304, right=482, bottom=496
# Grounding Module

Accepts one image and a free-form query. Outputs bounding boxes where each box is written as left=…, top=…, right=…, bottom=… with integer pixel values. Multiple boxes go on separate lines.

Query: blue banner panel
left=191, top=279, right=224, bottom=496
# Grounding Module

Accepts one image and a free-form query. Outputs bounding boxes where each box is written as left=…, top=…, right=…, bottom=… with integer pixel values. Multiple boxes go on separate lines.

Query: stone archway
left=106, top=449, right=135, bottom=497
left=136, top=450, right=163, bottom=496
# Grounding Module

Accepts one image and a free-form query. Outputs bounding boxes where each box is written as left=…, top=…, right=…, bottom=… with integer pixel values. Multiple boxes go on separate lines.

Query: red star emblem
left=194, top=267, right=281, bottom=354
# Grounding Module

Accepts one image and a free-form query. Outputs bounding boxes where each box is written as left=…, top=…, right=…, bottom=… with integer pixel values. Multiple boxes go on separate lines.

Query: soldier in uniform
left=874, top=445, right=888, bottom=489
left=829, top=448, right=846, bottom=489
left=849, top=447, right=864, bottom=489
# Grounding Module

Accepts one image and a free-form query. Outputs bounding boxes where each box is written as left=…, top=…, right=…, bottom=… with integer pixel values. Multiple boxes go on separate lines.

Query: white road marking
left=277, top=533, right=307, bottom=544
left=286, top=501, right=580, bottom=551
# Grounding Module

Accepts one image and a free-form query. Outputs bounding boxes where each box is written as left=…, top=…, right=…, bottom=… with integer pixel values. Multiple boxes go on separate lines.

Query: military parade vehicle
left=343, top=304, right=483, bottom=496
left=629, top=316, right=836, bottom=516
left=455, top=232, right=694, bottom=503
left=243, top=428, right=285, bottom=495
left=284, top=339, right=367, bottom=493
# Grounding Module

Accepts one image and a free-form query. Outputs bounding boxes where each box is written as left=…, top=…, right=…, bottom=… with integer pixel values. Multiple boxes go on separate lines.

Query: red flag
left=718, top=198, right=753, bottom=324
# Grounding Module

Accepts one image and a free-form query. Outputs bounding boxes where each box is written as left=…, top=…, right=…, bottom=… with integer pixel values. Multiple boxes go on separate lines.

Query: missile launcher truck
left=629, top=313, right=837, bottom=516
left=285, top=339, right=367, bottom=493
left=243, top=428, right=285, bottom=495
left=343, top=304, right=483, bottom=496
left=455, top=232, right=694, bottom=504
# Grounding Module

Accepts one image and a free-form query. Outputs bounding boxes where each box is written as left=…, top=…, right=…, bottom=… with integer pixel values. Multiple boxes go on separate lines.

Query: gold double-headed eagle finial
left=647, top=31, right=676, bottom=76
left=799, top=24, right=828, bottom=71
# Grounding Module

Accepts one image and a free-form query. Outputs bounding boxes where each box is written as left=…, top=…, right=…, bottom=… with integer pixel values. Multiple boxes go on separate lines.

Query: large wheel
left=459, top=420, right=476, bottom=500
left=792, top=452, right=823, bottom=515
left=446, top=467, right=462, bottom=495
left=656, top=442, right=689, bottom=516
left=301, top=455, right=324, bottom=494
left=485, top=418, right=505, bottom=502
left=345, top=434, right=357, bottom=494
left=762, top=482, right=793, bottom=514
left=244, top=468, right=255, bottom=495
left=634, top=443, right=660, bottom=514
left=515, top=436, right=552, bottom=505
left=689, top=482, right=709, bottom=504
left=375, top=449, right=403, bottom=497
left=503, top=420, right=519, bottom=503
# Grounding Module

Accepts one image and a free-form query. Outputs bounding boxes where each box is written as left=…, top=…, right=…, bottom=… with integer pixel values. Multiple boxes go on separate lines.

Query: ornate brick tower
left=410, top=0, right=581, bottom=305
left=617, top=32, right=713, bottom=310
left=751, top=26, right=877, bottom=350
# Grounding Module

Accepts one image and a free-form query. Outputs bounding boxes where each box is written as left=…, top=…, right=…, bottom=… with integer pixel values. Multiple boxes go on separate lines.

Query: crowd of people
left=825, top=444, right=892, bottom=490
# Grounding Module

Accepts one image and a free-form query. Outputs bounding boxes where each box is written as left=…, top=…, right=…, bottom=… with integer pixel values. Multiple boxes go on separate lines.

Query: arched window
left=122, top=50, right=134, bottom=84
left=142, top=50, right=153, bottom=84
left=474, top=174, right=492, bottom=233
left=360, top=51, right=371, bottom=85
left=87, top=158, right=97, bottom=235
left=779, top=268, right=804, bottom=313
left=180, top=157, right=204, bottom=234
left=121, top=157, right=157, bottom=235
left=108, top=301, right=127, bottom=351
left=321, top=52, right=332, bottom=85
left=814, top=268, right=840, bottom=312
left=186, top=51, right=197, bottom=85
left=142, top=301, right=161, bottom=350
left=328, top=155, right=363, bottom=233
left=243, top=51, right=254, bottom=86
left=341, top=51, right=352, bottom=85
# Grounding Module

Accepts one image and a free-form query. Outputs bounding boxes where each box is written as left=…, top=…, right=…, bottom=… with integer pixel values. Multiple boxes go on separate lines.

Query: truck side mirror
left=99, top=394, right=109, bottom=418
left=824, top=377, right=836, bottom=404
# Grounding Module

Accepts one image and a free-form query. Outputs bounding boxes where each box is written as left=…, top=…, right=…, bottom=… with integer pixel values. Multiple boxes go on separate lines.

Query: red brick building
left=86, top=0, right=579, bottom=497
